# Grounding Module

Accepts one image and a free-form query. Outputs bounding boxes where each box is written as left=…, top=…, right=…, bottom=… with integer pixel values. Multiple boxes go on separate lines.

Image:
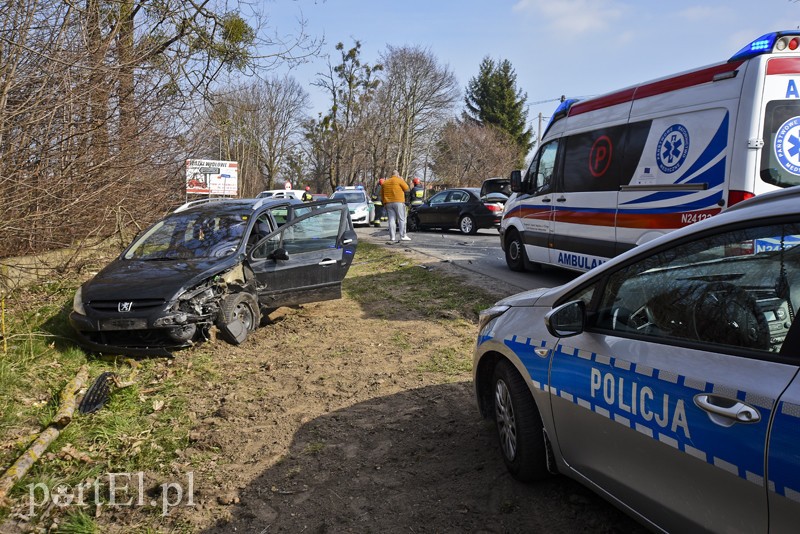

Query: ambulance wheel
left=504, top=229, right=528, bottom=272
left=459, top=215, right=477, bottom=235
left=492, top=359, right=550, bottom=482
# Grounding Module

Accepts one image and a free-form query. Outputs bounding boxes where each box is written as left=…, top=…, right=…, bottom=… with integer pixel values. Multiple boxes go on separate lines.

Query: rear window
left=761, top=100, right=800, bottom=187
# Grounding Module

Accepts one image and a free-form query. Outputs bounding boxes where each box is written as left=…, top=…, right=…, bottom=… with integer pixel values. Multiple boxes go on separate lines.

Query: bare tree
left=431, top=120, right=519, bottom=187
left=378, top=45, right=459, bottom=180
left=0, top=0, right=319, bottom=266
left=207, top=76, right=310, bottom=197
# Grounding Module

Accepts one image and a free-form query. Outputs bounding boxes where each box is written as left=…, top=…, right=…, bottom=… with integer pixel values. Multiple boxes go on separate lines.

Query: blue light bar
left=728, top=31, right=800, bottom=62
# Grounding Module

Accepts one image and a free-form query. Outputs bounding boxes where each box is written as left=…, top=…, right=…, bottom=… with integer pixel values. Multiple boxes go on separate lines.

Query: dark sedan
left=70, top=197, right=357, bottom=356
left=407, top=187, right=503, bottom=235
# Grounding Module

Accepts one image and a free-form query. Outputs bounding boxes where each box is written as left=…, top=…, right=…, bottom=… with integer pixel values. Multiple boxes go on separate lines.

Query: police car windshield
left=332, top=192, right=366, bottom=203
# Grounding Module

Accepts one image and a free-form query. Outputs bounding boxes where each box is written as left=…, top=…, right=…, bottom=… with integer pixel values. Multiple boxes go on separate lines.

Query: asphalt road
left=355, top=224, right=579, bottom=296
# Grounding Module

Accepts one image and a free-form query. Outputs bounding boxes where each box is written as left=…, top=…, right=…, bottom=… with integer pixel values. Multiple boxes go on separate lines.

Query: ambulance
left=502, top=30, right=800, bottom=272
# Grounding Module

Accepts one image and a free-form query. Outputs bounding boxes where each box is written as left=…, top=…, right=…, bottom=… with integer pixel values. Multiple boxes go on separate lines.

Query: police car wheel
left=217, top=292, right=260, bottom=345
left=492, top=360, right=550, bottom=482
left=504, top=230, right=527, bottom=272
left=459, top=215, right=477, bottom=235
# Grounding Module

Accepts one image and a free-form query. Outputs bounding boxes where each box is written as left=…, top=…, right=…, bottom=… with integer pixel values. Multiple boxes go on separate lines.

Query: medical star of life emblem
left=118, top=301, right=133, bottom=313
left=775, top=116, right=800, bottom=176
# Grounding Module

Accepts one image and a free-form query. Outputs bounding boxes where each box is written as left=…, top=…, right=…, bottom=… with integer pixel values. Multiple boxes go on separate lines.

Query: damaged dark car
left=69, top=197, right=357, bottom=357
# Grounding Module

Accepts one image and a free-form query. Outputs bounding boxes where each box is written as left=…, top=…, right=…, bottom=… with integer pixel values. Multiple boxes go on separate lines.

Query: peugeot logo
left=118, top=302, right=133, bottom=313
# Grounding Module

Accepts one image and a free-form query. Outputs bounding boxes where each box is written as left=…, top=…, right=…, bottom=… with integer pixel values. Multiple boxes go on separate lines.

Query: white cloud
left=513, top=0, right=624, bottom=34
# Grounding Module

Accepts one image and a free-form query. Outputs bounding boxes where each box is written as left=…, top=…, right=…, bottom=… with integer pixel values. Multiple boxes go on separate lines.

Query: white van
left=503, top=30, right=800, bottom=272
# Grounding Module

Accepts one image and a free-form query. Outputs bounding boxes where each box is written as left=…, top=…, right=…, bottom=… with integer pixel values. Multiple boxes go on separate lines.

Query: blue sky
left=266, top=0, right=799, bottom=140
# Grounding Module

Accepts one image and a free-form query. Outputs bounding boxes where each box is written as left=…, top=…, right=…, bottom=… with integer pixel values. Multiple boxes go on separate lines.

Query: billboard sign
left=185, top=159, right=238, bottom=196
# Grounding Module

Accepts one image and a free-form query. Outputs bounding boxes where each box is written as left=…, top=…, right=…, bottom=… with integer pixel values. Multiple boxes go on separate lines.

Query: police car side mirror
left=545, top=300, right=585, bottom=337
left=269, top=248, right=290, bottom=261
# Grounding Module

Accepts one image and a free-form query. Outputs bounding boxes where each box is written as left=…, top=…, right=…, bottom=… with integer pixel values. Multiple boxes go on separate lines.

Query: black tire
left=459, top=214, right=477, bottom=235
left=492, top=359, right=550, bottom=482
left=217, top=292, right=260, bottom=345
left=407, top=214, right=421, bottom=232
left=504, top=229, right=528, bottom=272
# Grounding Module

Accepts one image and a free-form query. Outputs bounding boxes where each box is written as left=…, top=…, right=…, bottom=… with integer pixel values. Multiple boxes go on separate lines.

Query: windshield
left=124, top=211, right=248, bottom=260
left=332, top=191, right=366, bottom=204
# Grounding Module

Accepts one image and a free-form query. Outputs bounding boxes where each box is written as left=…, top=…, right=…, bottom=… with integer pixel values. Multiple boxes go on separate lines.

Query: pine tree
left=464, top=57, right=532, bottom=162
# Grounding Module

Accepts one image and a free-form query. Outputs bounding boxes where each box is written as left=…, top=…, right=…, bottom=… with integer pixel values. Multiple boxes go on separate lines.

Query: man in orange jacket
left=381, top=170, right=410, bottom=243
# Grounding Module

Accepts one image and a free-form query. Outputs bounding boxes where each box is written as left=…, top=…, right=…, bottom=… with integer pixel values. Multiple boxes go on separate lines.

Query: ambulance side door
left=550, top=125, right=627, bottom=269
left=518, top=140, right=559, bottom=265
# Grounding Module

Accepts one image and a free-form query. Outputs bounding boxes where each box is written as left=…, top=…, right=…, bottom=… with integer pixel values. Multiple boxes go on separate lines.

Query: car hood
left=495, top=286, right=559, bottom=308
left=82, top=256, right=239, bottom=301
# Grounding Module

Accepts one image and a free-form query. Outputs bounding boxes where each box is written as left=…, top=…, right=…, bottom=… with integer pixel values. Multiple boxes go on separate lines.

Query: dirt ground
left=104, top=240, right=640, bottom=534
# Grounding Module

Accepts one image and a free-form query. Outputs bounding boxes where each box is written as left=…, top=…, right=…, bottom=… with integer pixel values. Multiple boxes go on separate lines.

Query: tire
left=492, top=359, right=550, bottom=482
left=217, top=292, right=260, bottom=345
left=459, top=214, right=477, bottom=235
left=407, top=214, right=421, bottom=232
left=504, top=229, right=528, bottom=272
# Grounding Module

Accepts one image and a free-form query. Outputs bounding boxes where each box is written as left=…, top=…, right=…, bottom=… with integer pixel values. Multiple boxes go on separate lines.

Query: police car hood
left=495, top=286, right=557, bottom=308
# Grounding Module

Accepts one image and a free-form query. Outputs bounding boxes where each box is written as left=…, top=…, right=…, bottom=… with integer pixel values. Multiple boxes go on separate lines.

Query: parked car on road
left=473, top=186, right=800, bottom=532
left=70, top=197, right=357, bottom=356
left=331, top=186, right=375, bottom=226
left=407, top=187, right=503, bottom=235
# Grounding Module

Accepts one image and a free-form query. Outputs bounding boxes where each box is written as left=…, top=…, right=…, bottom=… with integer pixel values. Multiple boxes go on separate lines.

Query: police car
left=474, top=186, right=800, bottom=532
left=331, top=186, right=375, bottom=226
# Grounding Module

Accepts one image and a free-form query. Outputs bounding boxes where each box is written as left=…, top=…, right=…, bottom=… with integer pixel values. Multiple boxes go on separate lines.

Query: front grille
left=87, top=298, right=166, bottom=313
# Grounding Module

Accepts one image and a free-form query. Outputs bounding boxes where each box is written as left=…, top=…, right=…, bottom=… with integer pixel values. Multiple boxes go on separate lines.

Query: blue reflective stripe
left=501, top=334, right=774, bottom=489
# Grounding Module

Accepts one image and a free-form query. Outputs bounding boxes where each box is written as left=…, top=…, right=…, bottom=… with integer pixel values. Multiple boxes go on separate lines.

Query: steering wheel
left=691, top=282, right=769, bottom=349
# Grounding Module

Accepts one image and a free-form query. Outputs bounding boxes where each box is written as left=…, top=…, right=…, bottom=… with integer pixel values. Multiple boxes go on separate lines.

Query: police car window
left=593, top=222, right=800, bottom=355
left=760, top=100, right=800, bottom=188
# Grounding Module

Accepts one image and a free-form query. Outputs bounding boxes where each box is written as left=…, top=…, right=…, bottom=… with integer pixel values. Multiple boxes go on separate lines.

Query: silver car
left=474, top=186, right=800, bottom=532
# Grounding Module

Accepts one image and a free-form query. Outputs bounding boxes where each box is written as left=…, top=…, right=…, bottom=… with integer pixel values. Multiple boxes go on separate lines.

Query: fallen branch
left=0, top=364, right=89, bottom=503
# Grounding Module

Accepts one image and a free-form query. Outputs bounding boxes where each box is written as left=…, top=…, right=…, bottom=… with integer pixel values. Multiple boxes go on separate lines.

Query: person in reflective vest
left=409, top=177, right=424, bottom=207
left=302, top=186, right=313, bottom=202
left=372, top=178, right=387, bottom=224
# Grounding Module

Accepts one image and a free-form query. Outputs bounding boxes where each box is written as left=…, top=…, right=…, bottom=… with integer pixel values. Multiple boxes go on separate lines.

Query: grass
left=0, top=241, right=498, bottom=530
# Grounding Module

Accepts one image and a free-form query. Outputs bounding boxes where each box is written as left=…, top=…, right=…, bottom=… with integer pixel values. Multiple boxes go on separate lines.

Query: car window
left=590, top=222, right=800, bottom=354
left=528, top=140, right=559, bottom=195
left=125, top=212, right=246, bottom=260
left=252, top=210, right=342, bottom=259
left=429, top=192, right=448, bottom=205
left=332, top=192, right=366, bottom=203
left=448, top=191, right=468, bottom=203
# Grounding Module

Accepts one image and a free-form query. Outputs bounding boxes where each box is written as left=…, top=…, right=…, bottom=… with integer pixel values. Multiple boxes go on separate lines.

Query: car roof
left=173, top=197, right=299, bottom=214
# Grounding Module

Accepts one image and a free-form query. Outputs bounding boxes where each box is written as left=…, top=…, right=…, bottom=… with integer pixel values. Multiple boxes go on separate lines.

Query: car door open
left=248, top=200, right=357, bottom=307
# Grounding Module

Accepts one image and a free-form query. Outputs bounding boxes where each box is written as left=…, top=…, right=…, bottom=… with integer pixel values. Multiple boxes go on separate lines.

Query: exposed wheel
left=459, top=214, right=477, bottom=235
left=504, top=229, right=528, bottom=272
left=217, top=292, right=260, bottom=345
left=492, top=359, right=550, bottom=482
left=407, top=214, right=421, bottom=232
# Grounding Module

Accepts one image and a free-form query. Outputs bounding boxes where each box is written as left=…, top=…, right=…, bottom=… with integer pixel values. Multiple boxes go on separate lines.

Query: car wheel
left=492, top=359, right=550, bottom=482
left=217, top=292, right=260, bottom=345
left=407, top=214, right=421, bottom=232
left=459, top=215, right=477, bottom=235
left=504, top=229, right=528, bottom=272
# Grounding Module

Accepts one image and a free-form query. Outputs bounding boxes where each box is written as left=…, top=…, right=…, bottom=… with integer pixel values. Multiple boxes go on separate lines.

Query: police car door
left=547, top=221, right=800, bottom=532
left=249, top=200, right=357, bottom=306
left=550, top=126, right=626, bottom=271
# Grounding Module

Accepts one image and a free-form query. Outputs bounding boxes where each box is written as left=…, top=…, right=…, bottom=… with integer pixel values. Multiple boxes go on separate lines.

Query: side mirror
left=544, top=300, right=585, bottom=337
left=269, top=248, right=290, bottom=261
left=509, top=169, right=523, bottom=193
